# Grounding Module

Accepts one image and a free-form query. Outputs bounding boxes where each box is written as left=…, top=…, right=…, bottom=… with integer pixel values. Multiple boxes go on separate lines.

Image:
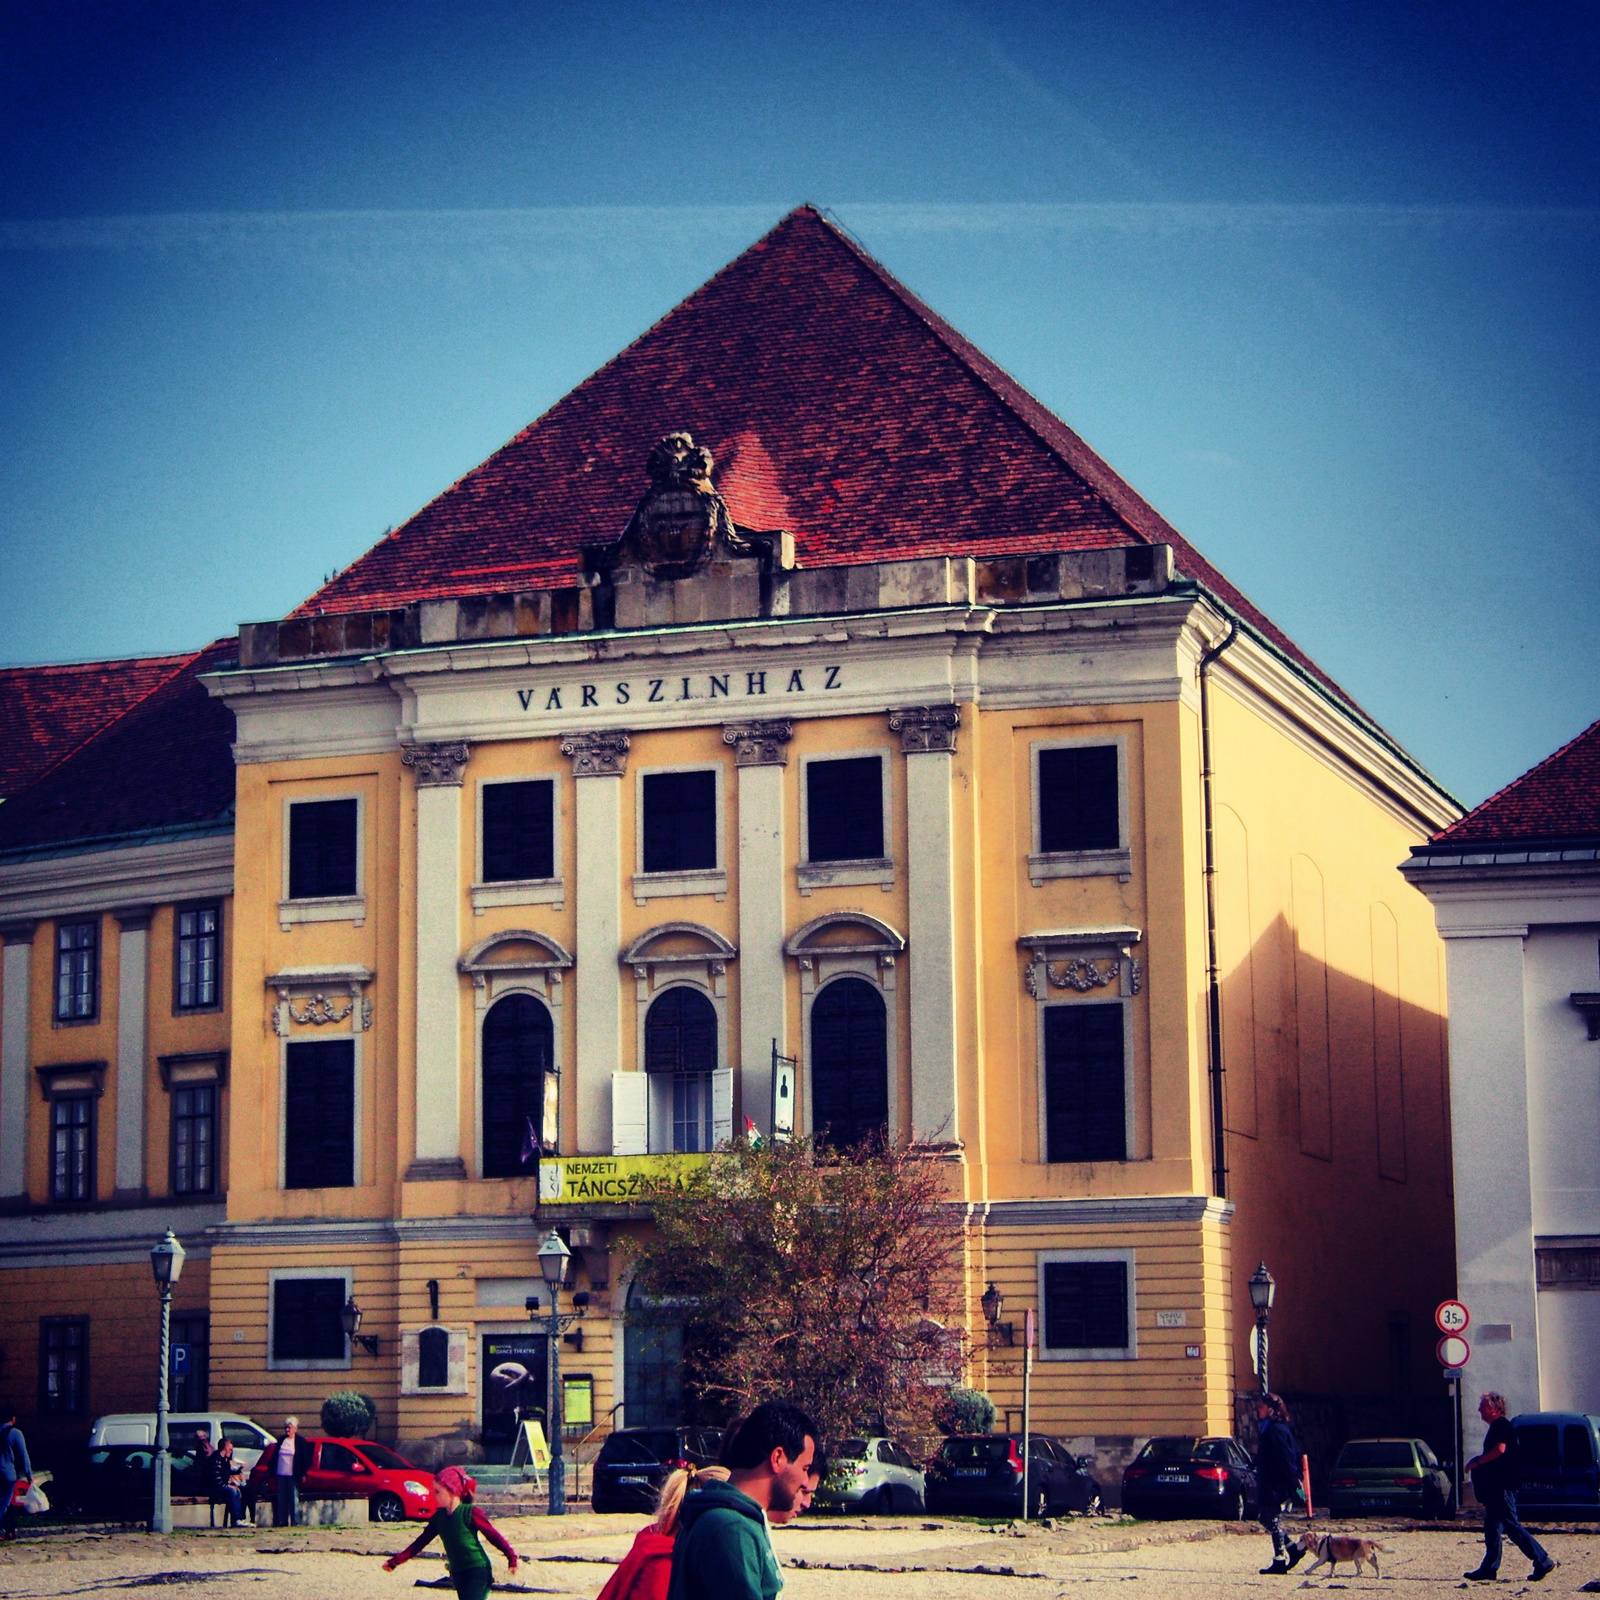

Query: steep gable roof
left=0, top=653, right=192, bottom=801
left=0, top=640, right=237, bottom=856
left=296, top=206, right=1334, bottom=693
left=1428, top=715, right=1600, bottom=848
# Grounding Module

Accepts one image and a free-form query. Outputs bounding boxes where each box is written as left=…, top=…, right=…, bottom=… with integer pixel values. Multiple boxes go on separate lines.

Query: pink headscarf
left=435, top=1466, right=477, bottom=1500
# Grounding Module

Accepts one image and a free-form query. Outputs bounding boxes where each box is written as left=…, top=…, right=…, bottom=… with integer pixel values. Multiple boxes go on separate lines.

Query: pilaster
left=0, top=924, right=34, bottom=1198
left=563, top=731, right=629, bottom=1152
left=890, top=707, right=961, bottom=1145
left=403, top=741, right=470, bottom=1180
left=113, top=907, right=152, bottom=1197
left=724, top=720, right=793, bottom=1133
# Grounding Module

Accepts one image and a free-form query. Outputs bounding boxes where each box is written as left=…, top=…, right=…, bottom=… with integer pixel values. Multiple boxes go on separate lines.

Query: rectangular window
left=287, top=798, right=359, bottom=899
left=170, top=1312, right=210, bottom=1411
left=55, top=919, right=98, bottom=1022
left=1038, top=745, right=1120, bottom=853
left=174, top=905, right=221, bottom=1010
left=172, top=1084, right=217, bottom=1196
left=806, top=755, right=885, bottom=862
left=641, top=770, right=717, bottom=873
left=283, top=1039, right=355, bottom=1189
left=1043, top=1260, right=1129, bottom=1352
left=40, top=1317, right=88, bottom=1415
left=482, top=779, right=555, bottom=883
left=50, top=1094, right=95, bottom=1202
left=1043, top=1002, right=1126, bottom=1162
left=271, top=1277, right=348, bottom=1363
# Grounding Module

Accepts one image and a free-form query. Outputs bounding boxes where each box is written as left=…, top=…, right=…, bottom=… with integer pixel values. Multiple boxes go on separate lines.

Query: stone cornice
left=0, top=833, right=233, bottom=923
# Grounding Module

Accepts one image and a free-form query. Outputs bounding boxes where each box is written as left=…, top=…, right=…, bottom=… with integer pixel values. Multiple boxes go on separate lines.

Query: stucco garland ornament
left=1025, top=956, right=1132, bottom=998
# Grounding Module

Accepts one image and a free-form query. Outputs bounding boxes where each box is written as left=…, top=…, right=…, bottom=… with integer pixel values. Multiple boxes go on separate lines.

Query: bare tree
left=624, top=1138, right=967, bottom=1442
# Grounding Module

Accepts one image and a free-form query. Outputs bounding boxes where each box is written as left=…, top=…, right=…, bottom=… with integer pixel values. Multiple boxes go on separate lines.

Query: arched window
left=810, top=976, right=888, bottom=1149
left=417, top=1326, right=449, bottom=1389
left=481, top=994, right=555, bottom=1178
left=645, top=987, right=717, bottom=1153
left=623, top=1280, right=683, bottom=1428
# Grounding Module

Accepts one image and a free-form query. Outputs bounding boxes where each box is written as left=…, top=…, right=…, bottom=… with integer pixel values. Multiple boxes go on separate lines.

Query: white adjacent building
left=1402, top=716, right=1600, bottom=1413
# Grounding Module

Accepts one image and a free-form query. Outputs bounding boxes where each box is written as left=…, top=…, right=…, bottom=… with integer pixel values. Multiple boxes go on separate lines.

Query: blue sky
left=1, top=0, right=1597, bottom=807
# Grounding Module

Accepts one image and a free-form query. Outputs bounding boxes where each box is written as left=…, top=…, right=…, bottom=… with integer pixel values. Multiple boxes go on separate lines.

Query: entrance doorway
left=481, top=1332, right=548, bottom=1465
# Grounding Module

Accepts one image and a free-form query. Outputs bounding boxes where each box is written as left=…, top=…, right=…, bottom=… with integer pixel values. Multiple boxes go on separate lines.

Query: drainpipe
left=1199, top=616, right=1239, bottom=1199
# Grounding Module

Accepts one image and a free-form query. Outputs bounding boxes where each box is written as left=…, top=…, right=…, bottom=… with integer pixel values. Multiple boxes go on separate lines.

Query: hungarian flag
left=744, top=1115, right=764, bottom=1150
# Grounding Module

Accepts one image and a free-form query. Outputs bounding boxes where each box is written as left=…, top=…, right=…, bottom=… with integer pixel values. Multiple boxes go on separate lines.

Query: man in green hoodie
left=667, top=1402, right=819, bottom=1600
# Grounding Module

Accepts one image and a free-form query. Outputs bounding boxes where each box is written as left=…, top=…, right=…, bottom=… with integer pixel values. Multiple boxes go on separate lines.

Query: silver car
left=817, top=1436, right=926, bottom=1513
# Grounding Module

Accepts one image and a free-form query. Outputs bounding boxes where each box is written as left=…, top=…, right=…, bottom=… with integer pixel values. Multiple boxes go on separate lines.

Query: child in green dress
left=382, top=1466, right=518, bottom=1600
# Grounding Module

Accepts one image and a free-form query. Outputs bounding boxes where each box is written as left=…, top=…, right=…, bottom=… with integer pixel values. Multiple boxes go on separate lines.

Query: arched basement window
left=644, top=986, right=717, bottom=1153
left=810, top=976, right=888, bottom=1149
left=482, top=993, right=556, bottom=1177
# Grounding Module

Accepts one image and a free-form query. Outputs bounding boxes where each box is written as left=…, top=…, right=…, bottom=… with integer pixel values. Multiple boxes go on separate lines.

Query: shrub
left=936, top=1386, right=996, bottom=1436
left=321, top=1391, right=377, bottom=1438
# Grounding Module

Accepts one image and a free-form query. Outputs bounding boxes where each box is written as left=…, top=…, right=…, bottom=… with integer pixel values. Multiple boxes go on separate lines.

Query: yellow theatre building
left=0, top=208, right=1462, bottom=1474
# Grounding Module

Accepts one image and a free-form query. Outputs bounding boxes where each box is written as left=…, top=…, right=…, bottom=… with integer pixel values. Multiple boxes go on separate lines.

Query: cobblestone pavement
left=2, top=1514, right=1598, bottom=1600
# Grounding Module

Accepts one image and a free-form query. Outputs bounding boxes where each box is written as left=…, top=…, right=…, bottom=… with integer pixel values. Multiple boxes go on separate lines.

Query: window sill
left=267, top=1357, right=353, bottom=1372
left=1038, top=1347, right=1136, bottom=1362
left=797, top=858, right=895, bottom=896
left=278, top=895, right=366, bottom=931
left=470, top=878, right=564, bottom=914
left=632, top=868, right=726, bottom=905
left=1028, top=849, right=1132, bottom=885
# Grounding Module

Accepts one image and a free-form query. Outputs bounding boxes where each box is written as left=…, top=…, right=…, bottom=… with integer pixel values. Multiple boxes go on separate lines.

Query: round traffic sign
left=1437, top=1334, right=1471, bottom=1369
left=1436, top=1300, right=1470, bottom=1335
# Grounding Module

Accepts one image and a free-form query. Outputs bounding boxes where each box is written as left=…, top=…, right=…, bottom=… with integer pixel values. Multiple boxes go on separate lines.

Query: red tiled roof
left=296, top=206, right=1338, bottom=696
left=0, top=641, right=237, bottom=854
left=0, top=653, right=192, bottom=801
left=1429, top=716, right=1600, bottom=847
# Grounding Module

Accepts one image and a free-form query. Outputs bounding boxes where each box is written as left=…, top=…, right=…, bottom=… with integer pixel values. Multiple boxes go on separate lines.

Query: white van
left=89, top=1413, right=275, bottom=1468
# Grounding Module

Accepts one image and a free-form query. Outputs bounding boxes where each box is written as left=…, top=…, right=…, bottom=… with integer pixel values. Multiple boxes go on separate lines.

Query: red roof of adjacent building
left=295, top=206, right=1338, bottom=696
left=0, top=641, right=237, bottom=854
left=0, top=653, right=193, bottom=802
left=1428, top=716, right=1600, bottom=848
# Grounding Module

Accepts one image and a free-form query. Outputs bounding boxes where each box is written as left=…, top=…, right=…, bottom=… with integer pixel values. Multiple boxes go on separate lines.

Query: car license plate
left=1358, top=1498, right=1392, bottom=1508
left=954, top=1468, right=986, bottom=1477
left=1157, top=1473, right=1190, bottom=1483
left=618, top=1475, right=650, bottom=1485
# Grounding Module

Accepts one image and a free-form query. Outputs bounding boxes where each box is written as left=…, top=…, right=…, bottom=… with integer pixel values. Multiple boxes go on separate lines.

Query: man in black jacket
left=1464, top=1393, right=1554, bottom=1582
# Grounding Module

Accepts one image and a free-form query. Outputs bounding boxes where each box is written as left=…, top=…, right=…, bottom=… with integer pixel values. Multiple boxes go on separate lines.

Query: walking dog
left=1297, top=1531, right=1387, bottom=1578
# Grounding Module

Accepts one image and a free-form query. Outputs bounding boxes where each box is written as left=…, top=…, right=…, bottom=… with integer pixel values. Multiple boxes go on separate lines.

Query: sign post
left=1436, top=1302, right=1471, bottom=1515
left=1021, top=1309, right=1035, bottom=1521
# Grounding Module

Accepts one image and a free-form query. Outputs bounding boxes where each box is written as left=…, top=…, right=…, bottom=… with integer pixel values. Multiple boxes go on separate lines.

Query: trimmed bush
left=935, top=1386, right=996, bottom=1436
left=321, top=1391, right=378, bottom=1438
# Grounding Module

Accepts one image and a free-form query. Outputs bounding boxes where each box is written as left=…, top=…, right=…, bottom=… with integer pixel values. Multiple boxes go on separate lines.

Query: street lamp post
left=1248, top=1261, right=1276, bottom=1395
left=149, top=1229, right=187, bottom=1535
left=527, top=1230, right=585, bottom=1515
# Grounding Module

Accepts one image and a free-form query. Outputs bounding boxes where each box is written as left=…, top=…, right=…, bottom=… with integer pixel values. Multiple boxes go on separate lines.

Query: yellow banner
left=537, top=1153, right=710, bottom=1204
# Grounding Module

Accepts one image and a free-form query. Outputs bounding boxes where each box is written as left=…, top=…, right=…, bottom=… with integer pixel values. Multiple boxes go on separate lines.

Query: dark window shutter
left=809, top=977, right=888, bottom=1149
left=273, top=1277, right=348, bottom=1362
left=482, top=780, right=555, bottom=883
left=641, top=771, right=717, bottom=872
left=288, top=799, right=359, bottom=898
left=1043, top=1260, right=1129, bottom=1350
left=1044, top=1003, right=1126, bottom=1162
left=284, top=1039, right=355, bottom=1188
left=645, top=987, right=718, bottom=1074
left=481, top=994, right=555, bottom=1177
left=1038, top=746, right=1120, bottom=853
left=806, top=756, right=885, bottom=862
left=418, top=1326, right=450, bottom=1388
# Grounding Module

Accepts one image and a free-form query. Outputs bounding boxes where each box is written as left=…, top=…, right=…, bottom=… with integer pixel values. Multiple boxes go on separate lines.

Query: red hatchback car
left=248, top=1435, right=438, bottom=1522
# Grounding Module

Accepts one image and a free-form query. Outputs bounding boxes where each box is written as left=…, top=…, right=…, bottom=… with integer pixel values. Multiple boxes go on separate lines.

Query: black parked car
left=591, top=1426, right=723, bottom=1513
left=925, top=1434, right=1102, bottom=1518
left=1121, top=1436, right=1258, bottom=1520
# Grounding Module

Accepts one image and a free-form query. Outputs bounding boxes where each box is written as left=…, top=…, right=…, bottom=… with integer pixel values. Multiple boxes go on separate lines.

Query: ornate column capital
left=888, top=705, right=961, bottom=754
left=560, top=730, right=630, bottom=777
left=721, top=719, right=794, bottom=767
left=401, top=740, right=471, bottom=787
